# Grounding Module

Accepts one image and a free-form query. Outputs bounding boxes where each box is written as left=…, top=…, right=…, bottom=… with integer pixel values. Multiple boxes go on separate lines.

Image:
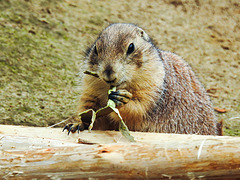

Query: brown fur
left=77, top=23, right=221, bottom=135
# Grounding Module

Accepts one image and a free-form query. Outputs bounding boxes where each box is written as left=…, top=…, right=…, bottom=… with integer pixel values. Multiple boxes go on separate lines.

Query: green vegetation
left=0, top=0, right=84, bottom=126
left=0, top=0, right=239, bottom=135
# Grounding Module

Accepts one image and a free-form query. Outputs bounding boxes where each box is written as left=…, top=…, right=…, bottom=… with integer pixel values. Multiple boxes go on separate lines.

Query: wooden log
left=0, top=125, right=240, bottom=179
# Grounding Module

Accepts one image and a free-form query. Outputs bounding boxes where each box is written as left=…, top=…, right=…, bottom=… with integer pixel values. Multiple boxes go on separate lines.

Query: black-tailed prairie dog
left=66, top=23, right=222, bottom=135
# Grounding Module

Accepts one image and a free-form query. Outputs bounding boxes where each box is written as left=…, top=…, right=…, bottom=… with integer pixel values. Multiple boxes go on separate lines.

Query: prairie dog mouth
left=84, top=70, right=127, bottom=89
left=105, top=78, right=117, bottom=84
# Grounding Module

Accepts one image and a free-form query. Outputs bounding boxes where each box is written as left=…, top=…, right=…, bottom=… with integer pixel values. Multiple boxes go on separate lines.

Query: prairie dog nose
left=103, top=64, right=117, bottom=84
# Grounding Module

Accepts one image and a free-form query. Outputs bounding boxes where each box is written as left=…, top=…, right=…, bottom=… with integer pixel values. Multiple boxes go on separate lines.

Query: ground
left=0, top=0, right=239, bottom=136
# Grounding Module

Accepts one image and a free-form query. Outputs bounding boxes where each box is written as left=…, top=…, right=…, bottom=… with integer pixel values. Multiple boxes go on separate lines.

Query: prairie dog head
left=86, top=23, right=163, bottom=89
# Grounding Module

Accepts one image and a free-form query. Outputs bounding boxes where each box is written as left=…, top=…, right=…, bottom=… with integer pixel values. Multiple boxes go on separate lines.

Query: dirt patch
left=0, top=0, right=239, bottom=135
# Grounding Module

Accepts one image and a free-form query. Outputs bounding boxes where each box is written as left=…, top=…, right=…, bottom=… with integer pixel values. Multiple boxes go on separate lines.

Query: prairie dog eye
left=94, top=46, right=98, bottom=56
left=127, top=43, right=135, bottom=55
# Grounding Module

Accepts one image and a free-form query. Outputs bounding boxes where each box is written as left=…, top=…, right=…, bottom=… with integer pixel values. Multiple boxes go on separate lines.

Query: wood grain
left=0, top=125, right=240, bottom=179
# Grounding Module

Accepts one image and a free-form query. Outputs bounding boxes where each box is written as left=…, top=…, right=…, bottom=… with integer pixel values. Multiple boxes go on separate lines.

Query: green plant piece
left=80, top=71, right=135, bottom=142
left=84, top=71, right=99, bottom=78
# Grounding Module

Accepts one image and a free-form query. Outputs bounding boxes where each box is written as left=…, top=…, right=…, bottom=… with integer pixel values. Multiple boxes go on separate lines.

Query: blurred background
left=0, top=0, right=239, bottom=135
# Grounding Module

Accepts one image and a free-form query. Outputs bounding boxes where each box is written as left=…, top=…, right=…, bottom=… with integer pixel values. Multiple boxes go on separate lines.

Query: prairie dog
left=73, top=23, right=221, bottom=135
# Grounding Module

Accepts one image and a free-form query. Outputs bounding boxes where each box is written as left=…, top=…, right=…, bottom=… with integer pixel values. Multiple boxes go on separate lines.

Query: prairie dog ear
left=136, top=27, right=150, bottom=42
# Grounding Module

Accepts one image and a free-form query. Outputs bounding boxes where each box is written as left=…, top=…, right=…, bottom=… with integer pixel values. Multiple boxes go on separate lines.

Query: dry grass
left=0, top=0, right=239, bottom=135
